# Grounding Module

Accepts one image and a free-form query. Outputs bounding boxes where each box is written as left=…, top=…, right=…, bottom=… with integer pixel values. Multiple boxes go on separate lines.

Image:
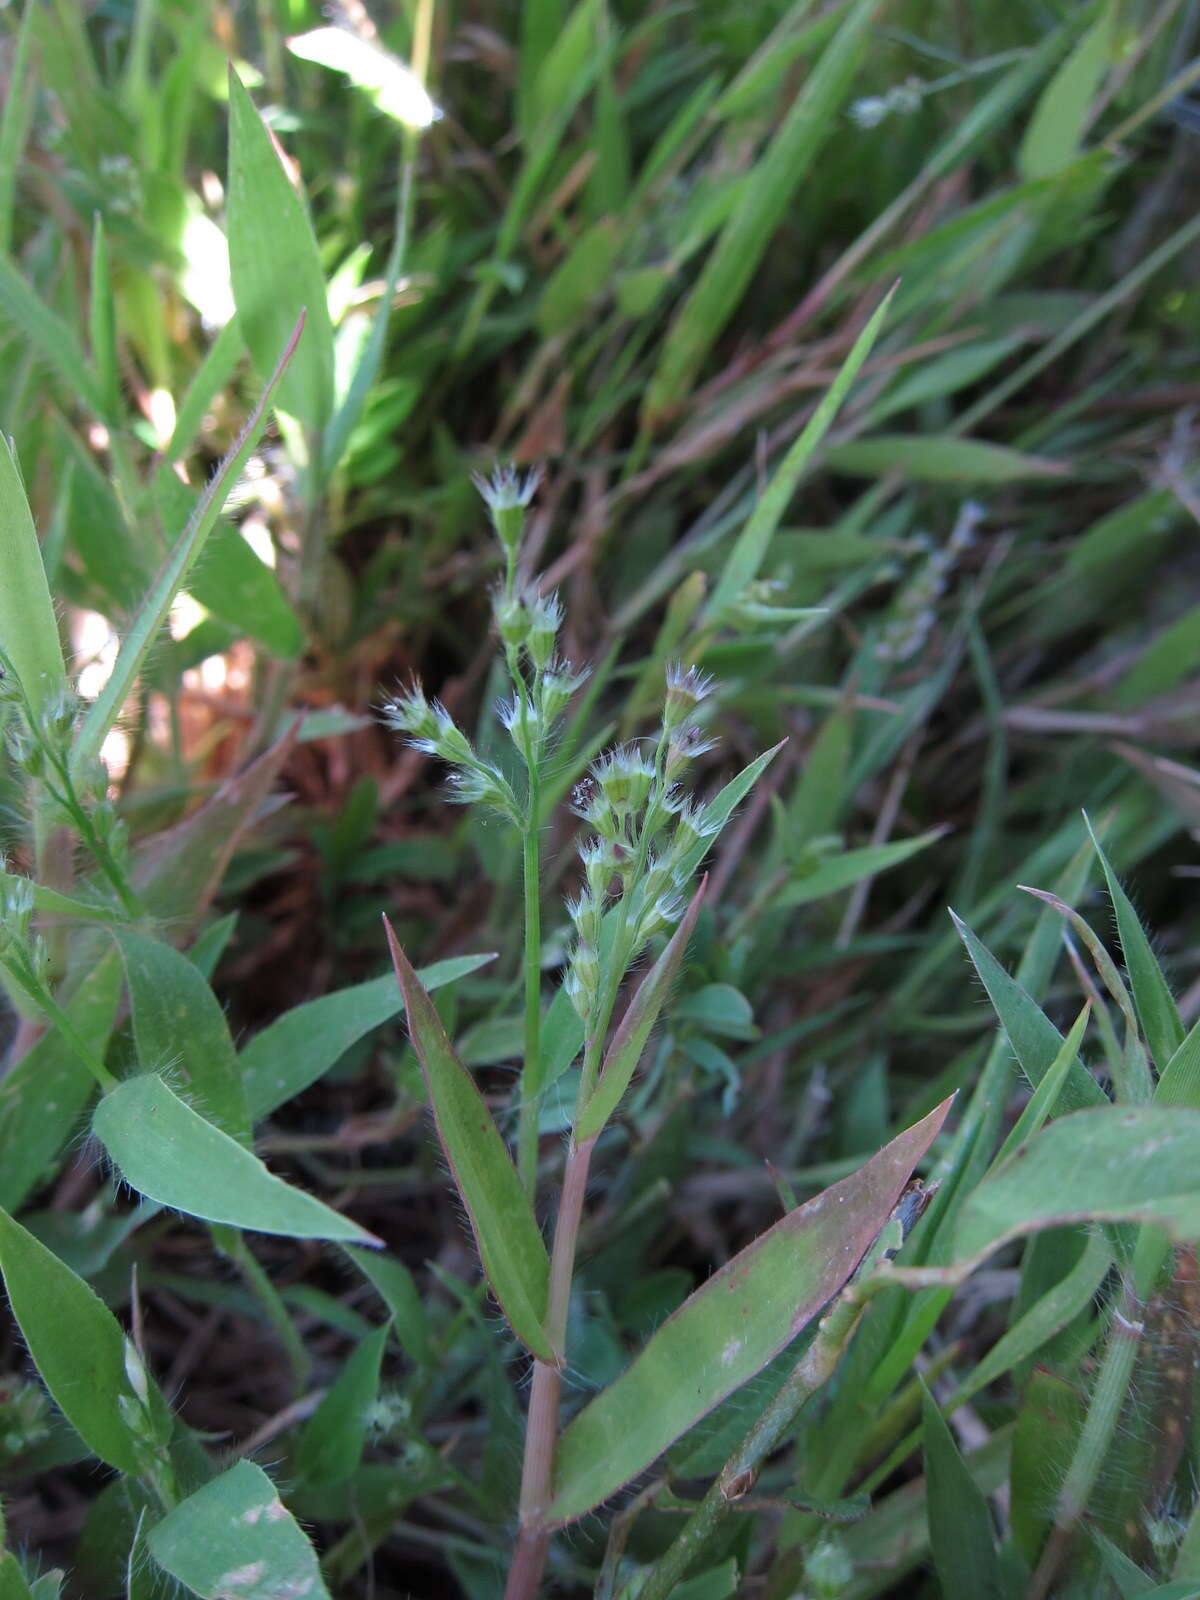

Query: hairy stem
left=516, top=778, right=543, bottom=1197
left=506, top=1133, right=597, bottom=1600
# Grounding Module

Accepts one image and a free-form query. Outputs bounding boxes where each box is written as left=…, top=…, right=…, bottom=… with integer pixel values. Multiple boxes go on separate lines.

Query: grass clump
left=0, top=2, right=1198, bottom=1597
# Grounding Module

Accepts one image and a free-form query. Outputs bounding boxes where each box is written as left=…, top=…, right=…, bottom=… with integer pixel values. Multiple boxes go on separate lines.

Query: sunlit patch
left=74, top=609, right=119, bottom=702
left=147, top=388, right=176, bottom=449
left=180, top=206, right=235, bottom=326
left=287, top=27, right=440, bottom=129
left=240, top=513, right=276, bottom=569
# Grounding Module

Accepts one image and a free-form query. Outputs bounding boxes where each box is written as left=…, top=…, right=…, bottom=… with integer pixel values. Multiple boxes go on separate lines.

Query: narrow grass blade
left=0, top=0, right=37, bottom=253
left=1018, top=1, right=1115, bottom=178
left=642, top=0, right=879, bottom=423
left=577, top=883, right=706, bottom=1139
left=115, top=928, right=250, bottom=1144
left=227, top=71, right=334, bottom=430
left=346, top=1247, right=431, bottom=1366
left=73, top=315, right=302, bottom=775
left=296, top=1320, right=389, bottom=1487
left=0, top=1204, right=163, bottom=1475
left=148, top=1460, right=330, bottom=1600
left=0, top=436, right=66, bottom=720
left=777, top=831, right=943, bottom=908
left=94, top=1076, right=379, bottom=1245
left=549, top=1097, right=953, bottom=1523
left=922, top=1384, right=1001, bottom=1600
left=993, top=1002, right=1091, bottom=1167
left=676, top=741, right=786, bottom=880
left=953, top=1105, right=1200, bottom=1264
left=1157, top=1017, right=1200, bottom=1110
left=88, top=215, right=120, bottom=425
left=706, top=288, right=894, bottom=620
left=0, top=255, right=105, bottom=418
left=164, top=315, right=243, bottom=465
left=242, top=952, right=495, bottom=1121
left=384, top=918, right=553, bottom=1362
left=950, top=911, right=1106, bottom=1110
left=826, top=434, right=1064, bottom=482
left=1085, top=816, right=1184, bottom=1073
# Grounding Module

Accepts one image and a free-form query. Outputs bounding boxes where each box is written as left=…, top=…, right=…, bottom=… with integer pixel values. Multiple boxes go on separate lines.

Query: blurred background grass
left=2, top=0, right=1200, bottom=1593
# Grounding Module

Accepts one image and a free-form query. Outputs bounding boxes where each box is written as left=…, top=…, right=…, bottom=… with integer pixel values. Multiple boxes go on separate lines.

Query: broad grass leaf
left=954, top=1106, right=1200, bottom=1264
left=93, top=1076, right=378, bottom=1245
left=0, top=1205, right=162, bottom=1475
left=73, top=315, right=303, bottom=775
left=0, top=436, right=66, bottom=720
left=241, top=952, right=495, bottom=1121
left=643, top=0, right=878, bottom=423
left=923, top=1384, right=1002, bottom=1600
left=577, top=883, right=706, bottom=1139
left=384, top=920, right=553, bottom=1362
left=777, top=831, right=942, bottom=908
left=226, top=71, right=334, bottom=430
left=706, top=287, right=894, bottom=619
left=950, top=912, right=1106, bottom=1111
left=296, top=1320, right=389, bottom=1487
left=1018, top=1, right=1114, bottom=179
left=154, top=470, right=303, bottom=658
left=115, top=929, right=249, bottom=1144
left=826, top=435, right=1064, bottom=483
left=0, top=952, right=121, bottom=1212
left=147, top=1460, right=330, bottom=1600
left=548, top=1096, right=953, bottom=1523
left=1085, top=818, right=1184, bottom=1074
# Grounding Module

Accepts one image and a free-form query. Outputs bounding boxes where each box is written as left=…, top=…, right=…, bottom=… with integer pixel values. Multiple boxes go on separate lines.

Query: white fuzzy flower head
left=473, top=463, right=543, bottom=554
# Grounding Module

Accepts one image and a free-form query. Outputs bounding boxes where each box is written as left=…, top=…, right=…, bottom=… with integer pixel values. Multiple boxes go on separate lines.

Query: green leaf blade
left=0, top=437, right=66, bottom=721
left=384, top=919, right=553, bottom=1362
left=93, top=1076, right=377, bottom=1245
left=227, top=70, right=335, bottom=431
left=148, top=1460, right=331, bottom=1600
left=923, top=1384, right=1001, bottom=1600
left=549, top=1096, right=953, bottom=1523
left=0, top=1205, right=156, bottom=1475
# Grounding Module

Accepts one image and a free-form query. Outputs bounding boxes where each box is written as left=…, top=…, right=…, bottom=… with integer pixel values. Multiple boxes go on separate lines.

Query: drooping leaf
left=577, top=883, right=706, bottom=1139
left=0, top=435, right=66, bottom=721
left=115, top=928, right=249, bottom=1144
left=93, top=1076, right=378, bottom=1245
left=923, top=1384, right=1002, bottom=1599
left=227, top=70, right=335, bottom=430
left=295, top=1320, right=389, bottom=1487
left=549, top=1096, right=953, bottom=1523
left=241, top=952, right=495, bottom=1121
left=147, top=1460, right=330, bottom=1600
left=0, top=1205, right=164, bottom=1475
left=384, top=920, right=553, bottom=1362
left=954, top=1105, right=1200, bottom=1264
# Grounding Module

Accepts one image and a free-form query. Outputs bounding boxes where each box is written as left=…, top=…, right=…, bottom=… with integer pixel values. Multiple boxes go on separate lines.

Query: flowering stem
left=516, top=783, right=543, bottom=1197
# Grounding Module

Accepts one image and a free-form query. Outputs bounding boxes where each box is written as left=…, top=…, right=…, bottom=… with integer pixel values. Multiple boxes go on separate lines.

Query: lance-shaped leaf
left=953, top=1105, right=1200, bottom=1265
left=0, top=1204, right=166, bottom=1475
left=384, top=918, right=553, bottom=1362
left=577, top=882, right=706, bottom=1139
left=674, top=741, right=786, bottom=881
left=93, top=1076, right=378, bottom=1246
left=548, top=1096, right=953, bottom=1523
left=148, top=1460, right=330, bottom=1600
left=950, top=911, right=1105, bottom=1111
left=0, top=435, right=66, bottom=721
left=295, top=1319, right=390, bottom=1487
left=241, top=952, right=496, bottom=1121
